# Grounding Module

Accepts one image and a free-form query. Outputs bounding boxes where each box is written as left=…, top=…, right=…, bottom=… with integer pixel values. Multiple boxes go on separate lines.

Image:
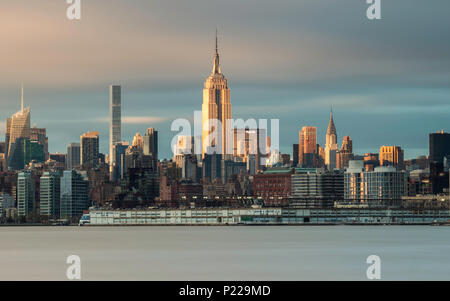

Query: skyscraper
left=6, top=84, right=31, bottom=170
left=429, top=131, right=450, bottom=164
left=299, top=126, right=317, bottom=168
left=292, top=144, right=299, bottom=167
left=143, top=128, right=158, bottom=161
left=80, top=132, right=99, bottom=169
left=67, top=143, right=81, bottom=170
left=325, top=110, right=338, bottom=171
left=202, top=32, right=232, bottom=158
left=338, top=136, right=353, bottom=170
left=30, top=126, right=48, bottom=160
left=40, top=172, right=61, bottom=218
left=109, top=85, right=121, bottom=167
left=380, top=146, right=404, bottom=170
left=429, top=131, right=450, bottom=194
left=60, top=170, right=89, bottom=219
left=17, top=171, right=35, bottom=217
left=111, top=142, right=129, bottom=181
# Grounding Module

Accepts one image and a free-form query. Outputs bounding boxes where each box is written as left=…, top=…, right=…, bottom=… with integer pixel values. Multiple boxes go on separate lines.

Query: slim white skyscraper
left=109, top=85, right=122, bottom=168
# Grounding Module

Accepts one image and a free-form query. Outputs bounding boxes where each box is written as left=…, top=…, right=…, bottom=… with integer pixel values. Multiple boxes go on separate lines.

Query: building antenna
left=21, top=82, right=24, bottom=112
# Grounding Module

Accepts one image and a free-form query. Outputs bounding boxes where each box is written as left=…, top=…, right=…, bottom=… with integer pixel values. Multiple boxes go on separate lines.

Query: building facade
left=345, top=161, right=407, bottom=206
left=109, top=85, right=122, bottom=168
left=40, top=172, right=61, bottom=218
left=17, top=171, right=35, bottom=217
left=380, top=146, right=404, bottom=170
left=80, top=132, right=99, bottom=169
left=60, top=170, right=89, bottom=219
left=299, top=126, right=317, bottom=168
left=202, top=34, right=232, bottom=158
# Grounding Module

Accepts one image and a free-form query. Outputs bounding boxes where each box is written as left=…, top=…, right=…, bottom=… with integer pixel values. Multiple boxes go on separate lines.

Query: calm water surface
left=0, top=226, right=449, bottom=281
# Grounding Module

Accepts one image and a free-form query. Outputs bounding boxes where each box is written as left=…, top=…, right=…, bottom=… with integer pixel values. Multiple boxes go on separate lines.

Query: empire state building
left=202, top=33, right=231, bottom=158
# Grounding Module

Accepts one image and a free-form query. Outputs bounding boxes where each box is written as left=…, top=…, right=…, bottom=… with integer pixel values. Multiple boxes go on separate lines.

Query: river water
left=0, top=226, right=449, bottom=281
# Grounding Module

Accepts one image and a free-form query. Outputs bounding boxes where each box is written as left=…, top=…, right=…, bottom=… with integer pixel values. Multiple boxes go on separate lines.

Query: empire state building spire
left=212, top=29, right=221, bottom=74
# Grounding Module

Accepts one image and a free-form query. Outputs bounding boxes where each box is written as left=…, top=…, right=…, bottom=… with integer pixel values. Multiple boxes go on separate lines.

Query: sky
left=0, top=0, right=449, bottom=160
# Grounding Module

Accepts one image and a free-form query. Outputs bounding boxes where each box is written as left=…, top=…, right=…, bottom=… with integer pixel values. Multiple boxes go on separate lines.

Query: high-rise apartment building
left=80, top=132, right=99, bottom=168
left=17, top=171, right=35, bottom=217
left=109, top=85, right=121, bottom=166
left=299, top=126, right=317, bottom=168
left=202, top=33, right=231, bottom=158
left=67, top=143, right=81, bottom=170
left=40, top=172, right=61, bottom=218
left=380, top=146, right=404, bottom=170
left=60, top=170, right=89, bottom=219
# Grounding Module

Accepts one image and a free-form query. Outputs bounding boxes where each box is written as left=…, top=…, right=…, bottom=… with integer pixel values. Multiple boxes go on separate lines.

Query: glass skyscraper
left=109, top=85, right=121, bottom=166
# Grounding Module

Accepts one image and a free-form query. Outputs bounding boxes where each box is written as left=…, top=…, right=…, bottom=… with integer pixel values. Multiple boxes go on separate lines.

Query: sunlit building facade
left=380, top=146, right=404, bottom=170
left=202, top=34, right=231, bottom=158
left=299, top=126, right=317, bottom=168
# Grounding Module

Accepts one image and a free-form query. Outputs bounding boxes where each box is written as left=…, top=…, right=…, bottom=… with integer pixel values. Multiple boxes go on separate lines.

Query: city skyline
left=0, top=1, right=449, bottom=159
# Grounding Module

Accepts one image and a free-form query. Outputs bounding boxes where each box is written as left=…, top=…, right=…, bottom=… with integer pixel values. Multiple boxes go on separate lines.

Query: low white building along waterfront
left=87, top=207, right=450, bottom=226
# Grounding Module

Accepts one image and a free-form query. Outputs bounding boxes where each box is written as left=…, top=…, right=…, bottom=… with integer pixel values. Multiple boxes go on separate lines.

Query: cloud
left=95, top=116, right=169, bottom=124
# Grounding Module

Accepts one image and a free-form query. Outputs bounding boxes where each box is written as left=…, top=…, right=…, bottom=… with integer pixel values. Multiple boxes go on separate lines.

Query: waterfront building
left=40, top=172, right=61, bottom=218
left=291, top=169, right=344, bottom=200
left=0, top=193, right=15, bottom=217
left=380, top=146, right=404, bottom=170
left=60, top=170, right=89, bottom=219
left=88, top=207, right=450, bottom=226
left=345, top=161, right=407, bottom=206
left=202, top=32, right=232, bottom=158
left=299, top=126, right=317, bottom=168
left=253, top=168, right=293, bottom=206
left=67, top=143, right=81, bottom=170
left=325, top=110, right=338, bottom=171
left=80, top=131, right=99, bottom=169
left=17, top=171, right=35, bottom=217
